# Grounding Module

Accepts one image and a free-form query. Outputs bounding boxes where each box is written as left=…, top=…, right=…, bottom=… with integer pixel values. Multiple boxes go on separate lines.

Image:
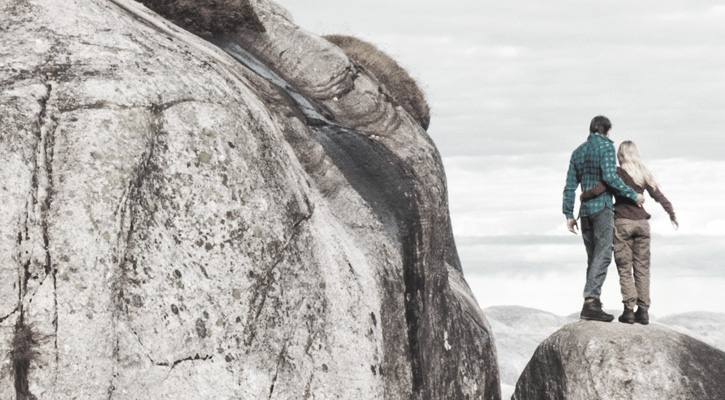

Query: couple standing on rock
left=562, top=115, right=678, bottom=324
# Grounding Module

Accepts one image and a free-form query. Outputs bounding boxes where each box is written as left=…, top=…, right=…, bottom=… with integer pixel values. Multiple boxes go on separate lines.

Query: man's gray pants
left=580, top=207, right=614, bottom=299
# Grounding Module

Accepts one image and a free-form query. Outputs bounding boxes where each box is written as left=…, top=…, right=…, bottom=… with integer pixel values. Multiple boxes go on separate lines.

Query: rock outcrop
left=323, top=34, right=431, bottom=131
left=513, top=321, right=725, bottom=400
left=484, top=306, right=577, bottom=399
left=0, top=0, right=499, bottom=399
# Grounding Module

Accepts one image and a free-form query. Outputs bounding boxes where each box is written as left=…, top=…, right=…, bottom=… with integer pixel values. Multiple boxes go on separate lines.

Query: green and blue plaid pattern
left=563, top=133, right=638, bottom=219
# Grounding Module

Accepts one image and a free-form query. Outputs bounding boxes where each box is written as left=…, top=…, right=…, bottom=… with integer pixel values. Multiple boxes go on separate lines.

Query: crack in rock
left=156, top=353, right=214, bottom=370
left=243, top=211, right=313, bottom=346
left=58, top=97, right=201, bottom=114
left=0, top=307, right=19, bottom=324
left=125, top=321, right=158, bottom=365
left=10, top=80, right=58, bottom=400
left=40, top=81, right=61, bottom=375
left=268, top=329, right=296, bottom=400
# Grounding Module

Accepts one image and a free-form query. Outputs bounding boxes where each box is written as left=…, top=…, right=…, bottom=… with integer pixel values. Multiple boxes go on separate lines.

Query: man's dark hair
left=589, top=115, right=612, bottom=135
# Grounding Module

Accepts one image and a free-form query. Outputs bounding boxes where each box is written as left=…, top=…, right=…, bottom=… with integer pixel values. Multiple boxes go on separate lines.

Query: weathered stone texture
left=1, top=0, right=499, bottom=399
left=513, top=322, right=725, bottom=400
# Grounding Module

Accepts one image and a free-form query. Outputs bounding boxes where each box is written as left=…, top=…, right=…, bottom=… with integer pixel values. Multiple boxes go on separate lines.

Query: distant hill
left=656, top=312, right=725, bottom=351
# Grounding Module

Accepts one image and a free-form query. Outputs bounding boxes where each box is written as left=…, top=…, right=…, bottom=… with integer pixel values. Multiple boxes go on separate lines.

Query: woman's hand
left=671, top=219, right=679, bottom=230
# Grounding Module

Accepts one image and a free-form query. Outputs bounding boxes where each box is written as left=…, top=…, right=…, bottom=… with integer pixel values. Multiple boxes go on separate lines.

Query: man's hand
left=636, top=194, right=645, bottom=206
left=567, top=218, right=579, bottom=234
left=671, top=218, right=679, bottom=230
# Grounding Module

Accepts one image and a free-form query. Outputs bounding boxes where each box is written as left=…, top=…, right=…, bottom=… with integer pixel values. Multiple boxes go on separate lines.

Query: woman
left=581, top=140, right=678, bottom=325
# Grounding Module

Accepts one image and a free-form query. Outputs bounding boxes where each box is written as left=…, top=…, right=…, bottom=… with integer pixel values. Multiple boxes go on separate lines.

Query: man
left=562, top=115, right=644, bottom=322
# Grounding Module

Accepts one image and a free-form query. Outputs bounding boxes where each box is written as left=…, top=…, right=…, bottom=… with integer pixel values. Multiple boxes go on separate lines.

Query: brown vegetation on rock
left=139, top=0, right=265, bottom=37
left=324, top=34, right=431, bottom=130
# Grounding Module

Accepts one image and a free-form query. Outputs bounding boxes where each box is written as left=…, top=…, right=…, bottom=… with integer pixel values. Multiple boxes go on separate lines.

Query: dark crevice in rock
left=11, top=319, right=40, bottom=400
left=291, top=209, right=314, bottom=231
left=58, top=101, right=148, bottom=113
left=15, top=214, right=30, bottom=328
left=107, top=337, right=120, bottom=400
left=156, top=353, right=213, bottom=370
left=59, top=97, right=200, bottom=114
left=316, top=131, right=429, bottom=394
left=0, top=307, right=19, bottom=324
left=116, top=99, right=162, bottom=252
left=40, top=81, right=60, bottom=370
left=19, top=79, right=48, bottom=302
left=128, top=323, right=214, bottom=372
left=26, top=81, right=56, bottom=276
left=14, top=225, right=27, bottom=320
left=268, top=341, right=290, bottom=400
left=113, top=100, right=166, bottom=374
left=19, top=260, right=32, bottom=307
left=11, top=81, right=58, bottom=400
left=212, top=38, right=430, bottom=395
left=126, top=322, right=157, bottom=364
left=310, top=125, right=428, bottom=393
left=303, top=328, right=322, bottom=357
left=0, top=62, right=59, bottom=89
left=268, top=370, right=278, bottom=399
left=20, top=272, right=53, bottom=309
left=107, top=149, right=148, bottom=400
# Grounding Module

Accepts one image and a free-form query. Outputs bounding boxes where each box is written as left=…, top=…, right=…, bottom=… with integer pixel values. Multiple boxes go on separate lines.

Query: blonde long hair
left=618, top=141, right=657, bottom=189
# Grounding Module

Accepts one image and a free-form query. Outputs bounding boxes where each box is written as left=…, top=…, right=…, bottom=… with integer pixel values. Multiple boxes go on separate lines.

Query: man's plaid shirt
left=562, top=133, right=638, bottom=219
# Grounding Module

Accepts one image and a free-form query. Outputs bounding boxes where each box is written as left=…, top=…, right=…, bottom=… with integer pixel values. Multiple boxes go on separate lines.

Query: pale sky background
left=274, top=0, right=725, bottom=317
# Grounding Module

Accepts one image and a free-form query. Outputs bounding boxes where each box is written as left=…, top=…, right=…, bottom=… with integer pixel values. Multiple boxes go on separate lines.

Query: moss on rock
left=139, top=0, right=265, bottom=37
left=324, top=34, right=431, bottom=131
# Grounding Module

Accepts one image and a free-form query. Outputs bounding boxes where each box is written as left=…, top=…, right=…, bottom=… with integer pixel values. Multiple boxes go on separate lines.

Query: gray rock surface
left=488, top=307, right=725, bottom=399
left=0, top=0, right=499, bottom=399
left=484, top=306, right=577, bottom=399
left=512, top=321, right=725, bottom=400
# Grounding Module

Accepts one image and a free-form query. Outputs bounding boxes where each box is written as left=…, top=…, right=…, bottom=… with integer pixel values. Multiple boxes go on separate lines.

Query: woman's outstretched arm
left=646, top=185, right=678, bottom=229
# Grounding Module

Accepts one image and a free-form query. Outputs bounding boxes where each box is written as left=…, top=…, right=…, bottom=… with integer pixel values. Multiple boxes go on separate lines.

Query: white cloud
left=704, top=220, right=725, bottom=236
left=710, top=5, right=725, bottom=16
left=278, top=0, right=725, bottom=159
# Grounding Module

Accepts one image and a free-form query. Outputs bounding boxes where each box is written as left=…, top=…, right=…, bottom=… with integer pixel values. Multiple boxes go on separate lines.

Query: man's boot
left=635, top=307, right=649, bottom=325
left=618, top=306, right=635, bottom=324
left=580, top=298, right=614, bottom=322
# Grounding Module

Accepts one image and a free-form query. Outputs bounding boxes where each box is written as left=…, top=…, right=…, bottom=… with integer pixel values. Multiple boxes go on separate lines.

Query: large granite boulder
left=484, top=306, right=577, bottom=399
left=0, top=0, right=499, bottom=399
left=513, top=321, right=725, bottom=400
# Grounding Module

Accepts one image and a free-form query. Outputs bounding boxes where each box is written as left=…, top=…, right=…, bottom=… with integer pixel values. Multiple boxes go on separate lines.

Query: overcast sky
left=274, top=0, right=725, bottom=316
